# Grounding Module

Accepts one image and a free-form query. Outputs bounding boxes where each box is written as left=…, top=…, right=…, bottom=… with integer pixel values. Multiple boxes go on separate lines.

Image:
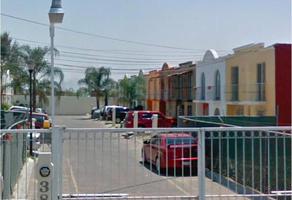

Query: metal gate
left=1, top=126, right=291, bottom=199
left=61, top=127, right=292, bottom=199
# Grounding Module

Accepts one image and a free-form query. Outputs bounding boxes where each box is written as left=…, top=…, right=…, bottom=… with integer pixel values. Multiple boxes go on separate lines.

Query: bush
left=1, top=103, right=11, bottom=110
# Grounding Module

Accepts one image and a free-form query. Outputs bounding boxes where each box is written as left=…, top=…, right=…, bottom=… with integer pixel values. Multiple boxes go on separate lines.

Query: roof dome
left=202, top=49, right=219, bottom=62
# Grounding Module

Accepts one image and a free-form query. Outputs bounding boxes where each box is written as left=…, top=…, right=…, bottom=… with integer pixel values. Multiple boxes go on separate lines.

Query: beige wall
left=10, top=95, right=114, bottom=115
left=226, top=45, right=275, bottom=116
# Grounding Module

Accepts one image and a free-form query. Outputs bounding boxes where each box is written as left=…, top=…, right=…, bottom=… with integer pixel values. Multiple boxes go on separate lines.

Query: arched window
left=214, top=108, right=220, bottom=115
left=215, top=70, right=221, bottom=100
left=201, top=73, right=205, bottom=100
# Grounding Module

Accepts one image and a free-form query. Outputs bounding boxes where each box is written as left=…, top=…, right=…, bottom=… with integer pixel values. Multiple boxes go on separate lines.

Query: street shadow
left=139, top=161, right=197, bottom=177
left=75, top=117, right=92, bottom=120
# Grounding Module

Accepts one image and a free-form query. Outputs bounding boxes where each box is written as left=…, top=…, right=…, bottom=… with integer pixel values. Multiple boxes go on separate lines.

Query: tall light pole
left=48, top=0, right=64, bottom=126
left=27, top=62, right=34, bottom=156
left=48, top=0, right=64, bottom=198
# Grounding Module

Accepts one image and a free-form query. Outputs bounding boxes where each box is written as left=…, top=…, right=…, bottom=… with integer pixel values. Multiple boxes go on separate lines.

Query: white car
left=9, top=106, right=29, bottom=111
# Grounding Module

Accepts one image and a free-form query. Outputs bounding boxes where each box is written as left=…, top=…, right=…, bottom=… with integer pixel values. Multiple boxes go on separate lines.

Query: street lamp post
left=48, top=0, right=64, bottom=198
left=49, top=0, right=64, bottom=126
left=28, top=63, right=34, bottom=156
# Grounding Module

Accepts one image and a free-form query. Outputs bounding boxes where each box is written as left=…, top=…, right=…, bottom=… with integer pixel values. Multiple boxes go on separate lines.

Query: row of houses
left=145, top=43, right=291, bottom=126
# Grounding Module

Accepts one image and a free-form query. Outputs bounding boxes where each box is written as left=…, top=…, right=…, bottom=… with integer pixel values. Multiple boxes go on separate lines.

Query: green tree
left=118, top=70, right=146, bottom=108
left=78, top=67, right=113, bottom=109
left=62, top=88, right=77, bottom=96
left=0, top=32, right=23, bottom=103
left=20, top=45, right=64, bottom=109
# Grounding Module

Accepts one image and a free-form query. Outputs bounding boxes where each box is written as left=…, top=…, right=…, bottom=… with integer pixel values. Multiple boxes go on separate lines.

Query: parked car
left=9, top=110, right=50, bottom=129
left=9, top=105, right=29, bottom=112
left=1, top=110, right=27, bottom=129
left=100, top=106, right=112, bottom=120
left=35, top=107, right=46, bottom=114
left=142, top=133, right=197, bottom=174
left=123, top=111, right=176, bottom=128
left=91, top=107, right=99, bottom=119
left=107, top=107, right=129, bottom=123
left=32, top=113, right=50, bottom=129
left=92, top=109, right=101, bottom=119
left=104, top=105, right=124, bottom=121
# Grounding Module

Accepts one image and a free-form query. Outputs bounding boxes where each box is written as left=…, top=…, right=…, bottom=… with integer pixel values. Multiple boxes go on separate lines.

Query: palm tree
left=20, top=45, right=64, bottom=109
left=78, top=67, right=113, bottom=109
left=0, top=32, right=23, bottom=103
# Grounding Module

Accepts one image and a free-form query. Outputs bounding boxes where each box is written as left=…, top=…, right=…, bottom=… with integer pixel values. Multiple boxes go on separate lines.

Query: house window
left=187, top=105, right=192, bottom=115
left=201, top=73, right=205, bottom=100
left=214, top=108, right=220, bottom=115
left=231, top=67, right=239, bottom=101
left=257, top=63, right=265, bottom=101
left=215, top=70, right=221, bottom=100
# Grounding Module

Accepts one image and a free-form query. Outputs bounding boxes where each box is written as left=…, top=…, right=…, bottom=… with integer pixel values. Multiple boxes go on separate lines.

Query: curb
left=12, top=157, right=35, bottom=199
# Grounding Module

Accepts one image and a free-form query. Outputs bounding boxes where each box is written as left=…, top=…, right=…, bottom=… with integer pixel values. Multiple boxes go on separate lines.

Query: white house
left=3, top=70, right=13, bottom=105
left=193, top=49, right=228, bottom=116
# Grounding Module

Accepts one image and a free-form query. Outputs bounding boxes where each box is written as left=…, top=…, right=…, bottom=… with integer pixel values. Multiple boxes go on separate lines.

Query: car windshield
left=166, top=137, right=195, bottom=145
left=116, top=107, right=129, bottom=112
left=32, top=115, right=46, bottom=122
left=141, top=113, right=152, bottom=119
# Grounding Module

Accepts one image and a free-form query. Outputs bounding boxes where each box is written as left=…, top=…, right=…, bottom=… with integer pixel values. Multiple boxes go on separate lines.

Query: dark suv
left=107, top=107, right=129, bottom=123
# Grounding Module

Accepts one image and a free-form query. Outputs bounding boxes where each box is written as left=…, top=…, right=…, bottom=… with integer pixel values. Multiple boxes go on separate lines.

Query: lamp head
left=27, top=60, right=34, bottom=72
left=48, top=0, right=64, bottom=24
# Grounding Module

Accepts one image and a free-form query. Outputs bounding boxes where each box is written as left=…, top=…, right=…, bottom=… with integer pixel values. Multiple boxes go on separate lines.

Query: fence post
left=58, top=127, right=64, bottom=200
left=112, top=107, right=116, bottom=127
left=152, top=114, right=158, bottom=128
left=2, top=138, right=11, bottom=199
left=36, top=152, right=53, bottom=200
left=134, top=111, right=138, bottom=128
left=52, top=126, right=65, bottom=200
left=198, top=129, right=206, bottom=200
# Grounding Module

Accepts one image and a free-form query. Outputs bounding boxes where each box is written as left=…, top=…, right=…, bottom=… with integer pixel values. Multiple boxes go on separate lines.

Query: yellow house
left=226, top=43, right=275, bottom=116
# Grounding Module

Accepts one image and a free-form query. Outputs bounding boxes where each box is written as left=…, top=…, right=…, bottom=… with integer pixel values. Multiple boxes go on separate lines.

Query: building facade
left=194, top=49, right=227, bottom=116
left=168, top=62, right=195, bottom=118
left=225, top=43, right=275, bottom=116
left=146, top=63, right=175, bottom=114
left=274, top=44, right=291, bottom=125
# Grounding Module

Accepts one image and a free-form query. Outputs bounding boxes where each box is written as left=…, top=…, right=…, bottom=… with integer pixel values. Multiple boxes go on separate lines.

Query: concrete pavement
left=12, top=115, right=248, bottom=199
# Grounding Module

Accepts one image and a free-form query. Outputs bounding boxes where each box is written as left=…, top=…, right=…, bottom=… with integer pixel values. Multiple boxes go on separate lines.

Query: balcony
left=226, top=83, right=266, bottom=103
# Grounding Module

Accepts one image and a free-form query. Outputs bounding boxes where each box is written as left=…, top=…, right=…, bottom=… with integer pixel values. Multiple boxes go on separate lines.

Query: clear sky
left=1, top=0, right=291, bottom=89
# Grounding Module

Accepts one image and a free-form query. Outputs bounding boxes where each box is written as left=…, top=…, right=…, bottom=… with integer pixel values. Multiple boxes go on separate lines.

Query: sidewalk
left=12, top=144, right=51, bottom=199
left=12, top=157, right=35, bottom=199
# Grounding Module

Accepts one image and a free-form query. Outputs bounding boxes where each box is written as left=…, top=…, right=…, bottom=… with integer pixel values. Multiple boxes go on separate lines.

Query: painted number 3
left=40, top=181, right=49, bottom=200
left=40, top=194, right=48, bottom=200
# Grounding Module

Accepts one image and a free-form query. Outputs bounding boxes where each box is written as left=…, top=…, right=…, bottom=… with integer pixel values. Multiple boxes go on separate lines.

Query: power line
left=13, top=37, right=209, bottom=57
left=56, top=54, right=188, bottom=64
left=54, top=63, right=157, bottom=71
left=60, top=50, right=197, bottom=61
left=55, top=58, right=161, bottom=66
left=1, top=13, right=215, bottom=51
left=53, top=58, right=162, bottom=66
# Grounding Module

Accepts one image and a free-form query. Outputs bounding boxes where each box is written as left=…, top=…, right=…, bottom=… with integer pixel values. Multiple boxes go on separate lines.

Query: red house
left=274, top=44, right=291, bottom=126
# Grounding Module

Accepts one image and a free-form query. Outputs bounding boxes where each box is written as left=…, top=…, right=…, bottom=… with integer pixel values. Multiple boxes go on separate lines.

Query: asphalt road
left=56, top=115, right=245, bottom=199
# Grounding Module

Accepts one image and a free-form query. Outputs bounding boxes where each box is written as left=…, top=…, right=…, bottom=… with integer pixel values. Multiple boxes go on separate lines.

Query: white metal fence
left=0, top=128, right=52, bottom=200
left=61, top=127, right=291, bottom=199
left=0, top=126, right=291, bottom=199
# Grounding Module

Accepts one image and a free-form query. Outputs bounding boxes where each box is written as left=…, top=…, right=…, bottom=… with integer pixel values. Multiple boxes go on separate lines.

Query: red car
left=32, top=113, right=50, bottom=129
left=141, top=133, right=197, bottom=174
left=124, top=111, right=176, bottom=128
